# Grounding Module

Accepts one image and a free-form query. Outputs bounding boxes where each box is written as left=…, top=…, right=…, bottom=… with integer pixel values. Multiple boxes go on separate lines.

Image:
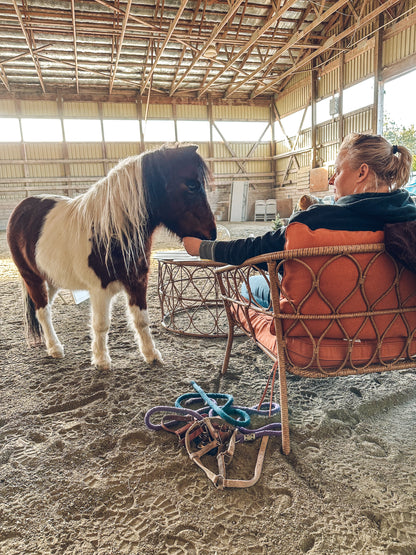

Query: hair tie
left=392, top=145, right=398, bottom=154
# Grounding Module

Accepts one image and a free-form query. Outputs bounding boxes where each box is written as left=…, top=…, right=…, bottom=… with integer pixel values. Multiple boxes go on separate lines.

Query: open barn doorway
left=383, top=69, right=416, bottom=188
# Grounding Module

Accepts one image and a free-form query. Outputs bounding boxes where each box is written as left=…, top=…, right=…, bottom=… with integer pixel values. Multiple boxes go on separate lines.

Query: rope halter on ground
left=144, top=381, right=281, bottom=489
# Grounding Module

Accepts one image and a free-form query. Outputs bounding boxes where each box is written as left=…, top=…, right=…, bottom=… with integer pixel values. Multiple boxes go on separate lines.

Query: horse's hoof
left=92, top=355, right=112, bottom=370
left=143, top=349, right=163, bottom=365
left=48, top=344, right=64, bottom=358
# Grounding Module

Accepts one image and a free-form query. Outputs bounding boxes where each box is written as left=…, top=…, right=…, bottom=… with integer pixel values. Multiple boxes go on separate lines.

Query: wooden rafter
left=253, top=0, right=402, bottom=98
left=249, top=8, right=312, bottom=99
left=226, top=0, right=351, bottom=98
left=0, top=43, right=53, bottom=65
left=109, top=0, right=132, bottom=94
left=70, top=0, right=79, bottom=94
left=198, top=0, right=299, bottom=98
left=170, top=0, right=202, bottom=89
left=169, top=0, right=246, bottom=96
left=11, top=0, right=46, bottom=92
left=0, top=64, right=10, bottom=90
left=0, top=0, right=412, bottom=101
left=93, top=0, right=197, bottom=52
left=141, top=0, right=189, bottom=95
left=36, top=53, right=141, bottom=89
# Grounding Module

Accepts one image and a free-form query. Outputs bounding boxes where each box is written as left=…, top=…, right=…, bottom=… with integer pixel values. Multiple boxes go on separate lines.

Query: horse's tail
left=21, top=282, right=43, bottom=346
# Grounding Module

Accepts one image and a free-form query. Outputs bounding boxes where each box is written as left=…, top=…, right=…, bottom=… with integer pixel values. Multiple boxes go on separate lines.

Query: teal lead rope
left=174, top=380, right=279, bottom=428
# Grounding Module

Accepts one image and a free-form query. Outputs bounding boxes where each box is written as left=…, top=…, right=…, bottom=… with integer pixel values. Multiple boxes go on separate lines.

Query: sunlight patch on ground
left=0, top=259, right=19, bottom=281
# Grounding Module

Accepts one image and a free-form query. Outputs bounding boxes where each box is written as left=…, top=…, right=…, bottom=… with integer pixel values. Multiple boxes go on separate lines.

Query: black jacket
left=200, top=190, right=416, bottom=266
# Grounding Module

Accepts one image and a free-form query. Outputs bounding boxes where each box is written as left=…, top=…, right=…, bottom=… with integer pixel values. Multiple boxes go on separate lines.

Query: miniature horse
left=7, top=144, right=216, bottom=369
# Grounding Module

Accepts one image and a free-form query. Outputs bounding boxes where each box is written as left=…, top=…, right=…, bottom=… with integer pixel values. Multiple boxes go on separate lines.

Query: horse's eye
left=185, top=179, right=201, bottom=193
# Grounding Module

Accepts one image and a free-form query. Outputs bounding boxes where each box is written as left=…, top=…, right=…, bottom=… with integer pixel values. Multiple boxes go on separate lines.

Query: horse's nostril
left=210, top=228, right=217, bottom=240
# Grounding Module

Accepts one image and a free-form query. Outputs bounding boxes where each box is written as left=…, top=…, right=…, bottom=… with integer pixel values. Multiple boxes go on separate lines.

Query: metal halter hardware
left=184, top=417, right=270, bottom=490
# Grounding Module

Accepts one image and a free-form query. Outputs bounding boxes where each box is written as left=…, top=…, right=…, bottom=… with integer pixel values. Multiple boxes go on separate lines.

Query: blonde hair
left=339, top=133, right=412, bottom=191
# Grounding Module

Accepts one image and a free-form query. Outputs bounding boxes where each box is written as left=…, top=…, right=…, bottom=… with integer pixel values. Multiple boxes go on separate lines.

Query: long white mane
left=71, top=154, right=148, bottom=265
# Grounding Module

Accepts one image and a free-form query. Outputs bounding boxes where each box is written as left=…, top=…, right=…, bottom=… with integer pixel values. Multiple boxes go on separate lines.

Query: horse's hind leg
left=24, top=279, right=64, bottom=358
left=35, top=282, right=64, bottom=358
left=89, top=290, right=113, bottom=370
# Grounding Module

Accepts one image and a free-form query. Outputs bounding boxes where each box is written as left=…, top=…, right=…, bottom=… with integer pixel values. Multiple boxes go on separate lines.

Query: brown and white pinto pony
left=7, top=144, right=216, bottom=369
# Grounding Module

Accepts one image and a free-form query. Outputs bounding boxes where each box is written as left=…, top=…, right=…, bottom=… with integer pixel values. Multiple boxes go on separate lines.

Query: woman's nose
left=328, top=174, right=335, bottom=185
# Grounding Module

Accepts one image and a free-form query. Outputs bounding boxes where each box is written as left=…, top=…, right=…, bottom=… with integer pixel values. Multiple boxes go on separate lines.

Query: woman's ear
left=357, top=163, right=370, bottom=182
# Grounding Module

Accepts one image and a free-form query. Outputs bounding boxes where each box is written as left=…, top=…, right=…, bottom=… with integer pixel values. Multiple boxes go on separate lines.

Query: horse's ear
left=179, top=144, right=198, bottom=153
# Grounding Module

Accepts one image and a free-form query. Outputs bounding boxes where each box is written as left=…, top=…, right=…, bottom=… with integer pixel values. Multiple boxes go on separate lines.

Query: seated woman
left=183, top=133, right=416, bottom=304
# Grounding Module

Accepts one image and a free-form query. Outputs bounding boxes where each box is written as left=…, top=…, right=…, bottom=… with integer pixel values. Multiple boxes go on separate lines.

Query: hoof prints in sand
left=1, top=227, right=416, bottom=554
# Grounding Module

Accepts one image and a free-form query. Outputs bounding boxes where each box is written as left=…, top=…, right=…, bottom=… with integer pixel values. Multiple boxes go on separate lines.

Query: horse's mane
left=69, top=144, right=211, bottom=269
left=71, top=154, right=147, bottom=267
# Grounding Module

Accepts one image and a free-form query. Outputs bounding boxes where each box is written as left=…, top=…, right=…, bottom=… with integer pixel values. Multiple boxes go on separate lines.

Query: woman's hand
left=182, top=237, right=202, bottom=256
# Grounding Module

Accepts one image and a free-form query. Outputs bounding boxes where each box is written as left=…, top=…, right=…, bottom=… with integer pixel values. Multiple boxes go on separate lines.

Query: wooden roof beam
left=226, top=0, right=351, bottom=99
left=0, top=64, right=10, bottom=91
left=93, top=0, right=194, bottom=52
left=70, top=0, right=79, bottom=94
left=11, top=0, right=46, bottom=92
left=253, top=0, right=402, bottom=98
left=37, top=53, right=141, bottom=89
left=197, top=0, right=299, bottom=98
left=109, top=0, right=132, bottom=94
left=0, top=43, right=53, bottom=65
left=248, top=5, right=314, bottom=98
left=169, top=0, right=246, bottom=96
left=141, top=0, right=189, bottom=95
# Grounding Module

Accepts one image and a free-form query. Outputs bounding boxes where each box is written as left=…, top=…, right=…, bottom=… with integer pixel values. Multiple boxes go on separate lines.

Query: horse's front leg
left=89, top=290, right=113, bottom=370
left=126, top=283, right=162, bottom=365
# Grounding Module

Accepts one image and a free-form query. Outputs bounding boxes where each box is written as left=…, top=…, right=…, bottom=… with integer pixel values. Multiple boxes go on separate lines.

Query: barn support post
left=136, top=99, right=145, bottom=153
left=338, top=52, right=345, bottom=146
left=373, top=15, right=385, bottom=135
left=311, top=60, right=318, bottom=169
left=270, top=98, right=277, bottom=189
left=98, top=102, right=109, bottom=176
left=57, top=97, right=71, bottom=196
left=14, top=98, right=29, bottom=197
left=172, top=101, right=178, bottom=142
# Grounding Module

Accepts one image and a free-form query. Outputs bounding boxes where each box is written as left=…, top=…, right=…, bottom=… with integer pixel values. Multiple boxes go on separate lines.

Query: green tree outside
left=383, top=115, right=416, bottom=175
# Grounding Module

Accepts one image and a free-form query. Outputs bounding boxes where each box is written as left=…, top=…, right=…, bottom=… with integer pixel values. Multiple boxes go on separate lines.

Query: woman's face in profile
left=329, top=151, right=360, bottom=201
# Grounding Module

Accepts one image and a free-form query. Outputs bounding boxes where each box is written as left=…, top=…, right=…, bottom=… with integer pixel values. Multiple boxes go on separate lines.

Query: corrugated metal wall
left=0, top=100, right=273, bottom=225
left=275, top=77, right=311, bottom=116
left=1, top=8, right=415, bottom=227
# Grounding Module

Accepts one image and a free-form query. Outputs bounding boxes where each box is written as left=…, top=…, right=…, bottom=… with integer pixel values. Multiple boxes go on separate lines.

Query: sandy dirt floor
left=0, top=222, right=415, bottom=555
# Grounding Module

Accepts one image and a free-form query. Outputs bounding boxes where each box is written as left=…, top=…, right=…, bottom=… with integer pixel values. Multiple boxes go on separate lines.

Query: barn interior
left=1, top=3, right=416, bottom=554
left=1, top=0, right=415, bottom=229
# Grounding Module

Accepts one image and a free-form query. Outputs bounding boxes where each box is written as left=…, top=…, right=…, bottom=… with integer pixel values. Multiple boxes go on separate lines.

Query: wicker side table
left=155, top=251, right=229, bottom=338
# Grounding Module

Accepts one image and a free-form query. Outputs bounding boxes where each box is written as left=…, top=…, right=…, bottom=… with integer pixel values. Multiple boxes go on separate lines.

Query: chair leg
left=278, top=364, right=290, bottom=455
left=221, top=325, right=235, bottom=375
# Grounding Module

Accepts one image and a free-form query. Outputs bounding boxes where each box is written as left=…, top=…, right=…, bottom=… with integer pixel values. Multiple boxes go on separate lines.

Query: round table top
left=153, top=250, right=224, bottom=267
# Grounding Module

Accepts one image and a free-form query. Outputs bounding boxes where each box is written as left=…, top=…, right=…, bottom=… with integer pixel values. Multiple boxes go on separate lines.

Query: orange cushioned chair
left=215, top=223, right=416, bottom=454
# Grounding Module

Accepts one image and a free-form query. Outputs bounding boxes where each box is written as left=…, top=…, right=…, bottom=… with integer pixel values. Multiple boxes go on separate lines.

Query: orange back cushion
left=280, top=222, right=416, bottom=340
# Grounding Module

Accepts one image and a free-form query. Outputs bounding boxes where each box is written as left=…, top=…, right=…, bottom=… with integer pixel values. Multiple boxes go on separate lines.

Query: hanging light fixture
left=204, top=44, right=218, bottom=59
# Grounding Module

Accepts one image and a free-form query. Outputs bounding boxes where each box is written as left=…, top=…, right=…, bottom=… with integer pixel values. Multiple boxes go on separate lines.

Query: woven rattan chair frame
left=215, top=243, right=416, bottom=455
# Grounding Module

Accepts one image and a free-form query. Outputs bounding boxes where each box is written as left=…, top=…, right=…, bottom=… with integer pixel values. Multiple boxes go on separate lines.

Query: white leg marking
left=128, top=305, right=163, bottom=364
left=47, top=283, right=59, bottom=305
left=90, top=292, right=113, bottom=370
left=36, top=305, right=64, bottom=358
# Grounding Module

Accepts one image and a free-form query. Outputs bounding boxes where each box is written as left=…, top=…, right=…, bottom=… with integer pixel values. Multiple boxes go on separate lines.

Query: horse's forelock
left=197, top=153, right=212, bottom=191
left=142, top=144, right=211, bottom=189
